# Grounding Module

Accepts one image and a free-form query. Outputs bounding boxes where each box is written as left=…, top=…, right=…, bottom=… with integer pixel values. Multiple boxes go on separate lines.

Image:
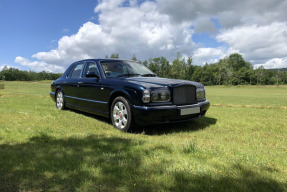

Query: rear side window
left=70, top=63, right=84, bottom=78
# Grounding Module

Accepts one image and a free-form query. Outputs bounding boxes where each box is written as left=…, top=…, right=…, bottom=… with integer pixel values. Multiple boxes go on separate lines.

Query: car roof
left=75, top=58, right=137, bottom=63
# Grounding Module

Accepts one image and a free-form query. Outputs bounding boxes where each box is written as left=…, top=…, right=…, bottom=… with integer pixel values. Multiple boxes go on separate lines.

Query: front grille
left=173, top=85, right=196, bottom=105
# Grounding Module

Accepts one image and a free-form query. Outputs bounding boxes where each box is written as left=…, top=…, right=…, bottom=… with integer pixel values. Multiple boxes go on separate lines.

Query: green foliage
left=0, top=66, right=62, bottom=81
left=148, top=56, right=170, bottom=78
left=0, top=81, right=287, bottom=191
left=146, top=52, right=287, bottom=85
left=143, top=60, right=148, bottom=67
left=131, top=54, right=137, bottom=61
left=170, top=52, right=186, bottom=79
left=110, top=53, right=119, bottom=58
left=1, top=52, right=286, bottom=85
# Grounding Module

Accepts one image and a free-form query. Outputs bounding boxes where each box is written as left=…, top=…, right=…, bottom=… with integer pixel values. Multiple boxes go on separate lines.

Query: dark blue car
left=50, top=59, right=210, bottom=131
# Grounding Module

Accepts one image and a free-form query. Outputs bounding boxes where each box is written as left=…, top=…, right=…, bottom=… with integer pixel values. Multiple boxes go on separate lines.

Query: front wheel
left=56, top=90, right=65, bottom=110
left=111, top=96, right=133, bottom=132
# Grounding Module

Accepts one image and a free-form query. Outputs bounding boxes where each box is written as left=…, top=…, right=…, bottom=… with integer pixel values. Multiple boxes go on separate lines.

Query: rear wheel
left=111, top=96, right=133, bottom=132
left=56, top=90, right=65, bottom=110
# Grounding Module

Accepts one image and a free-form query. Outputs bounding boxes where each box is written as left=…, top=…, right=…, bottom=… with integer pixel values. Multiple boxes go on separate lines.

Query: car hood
left=122, top=77, right=203, bottom=89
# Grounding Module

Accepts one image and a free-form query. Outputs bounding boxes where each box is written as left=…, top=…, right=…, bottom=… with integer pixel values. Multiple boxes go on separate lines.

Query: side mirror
left=86, top=72, right=100, bottom=79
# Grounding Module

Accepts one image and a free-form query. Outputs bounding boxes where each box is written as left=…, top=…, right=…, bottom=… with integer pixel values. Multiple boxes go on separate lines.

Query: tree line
left=136, top=52, right=286, bottom=85
left=0, top=66, right=62, bottom=81
left=1, top=52, right=286, bottom=85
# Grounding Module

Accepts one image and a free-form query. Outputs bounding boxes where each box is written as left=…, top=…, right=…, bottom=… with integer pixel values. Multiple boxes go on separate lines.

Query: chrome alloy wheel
left=56, top=91, right=64, bottom=109
left=113, top=101, right=128, bottom=129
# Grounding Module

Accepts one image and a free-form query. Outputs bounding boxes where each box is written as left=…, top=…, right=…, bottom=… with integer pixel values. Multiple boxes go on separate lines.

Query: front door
left=76, top=61, right=108, bottom=115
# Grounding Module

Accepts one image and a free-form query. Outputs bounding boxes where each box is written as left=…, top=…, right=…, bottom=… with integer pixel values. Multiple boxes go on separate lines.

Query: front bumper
left=132, top=100, right=210, bottom=125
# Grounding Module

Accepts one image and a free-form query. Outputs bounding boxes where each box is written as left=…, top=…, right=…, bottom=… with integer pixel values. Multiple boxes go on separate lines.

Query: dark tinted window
left=101, top=60, right=153, bottom=77
left=84, top=62, right=99, bottom=77
left=70, top=63, right=84, bottom=78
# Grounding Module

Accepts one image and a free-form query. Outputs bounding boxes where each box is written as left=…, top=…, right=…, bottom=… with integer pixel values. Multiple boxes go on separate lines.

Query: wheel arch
left=55, top=86, right=65, bottom=100
left=108, top=90, right=133, bottom=113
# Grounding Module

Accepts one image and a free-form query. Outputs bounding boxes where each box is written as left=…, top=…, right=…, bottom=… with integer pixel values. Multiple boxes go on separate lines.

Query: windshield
left=100, top=60, right=155, bottom=78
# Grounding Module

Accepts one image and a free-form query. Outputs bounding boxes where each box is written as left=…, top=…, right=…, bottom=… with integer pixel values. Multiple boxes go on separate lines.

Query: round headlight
left=151, top=89, right=170, bottom=102
left=161, top=91, right=168, bottom=100
left=142, top=89, right=150, bottom=103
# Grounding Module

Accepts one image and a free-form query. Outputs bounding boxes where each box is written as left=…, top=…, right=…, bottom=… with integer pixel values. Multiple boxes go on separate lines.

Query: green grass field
left=0, top=81, right=286, bottom=191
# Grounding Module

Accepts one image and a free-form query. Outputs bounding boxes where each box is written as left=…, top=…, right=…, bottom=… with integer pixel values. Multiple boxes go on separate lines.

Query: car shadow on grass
left=0, top=133, right=286, bottom=192
left=135, top=116, right=217, bottom=135
left=65, top=108, right=217, bottom=135
left=66, top=108, right=111, bottom=124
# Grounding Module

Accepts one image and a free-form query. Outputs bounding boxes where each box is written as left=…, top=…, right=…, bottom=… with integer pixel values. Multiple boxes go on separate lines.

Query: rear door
left=64, top=62, right=85, bottom=106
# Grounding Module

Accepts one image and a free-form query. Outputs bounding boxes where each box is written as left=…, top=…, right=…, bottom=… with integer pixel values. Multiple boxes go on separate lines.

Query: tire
left=111, top=96, right=133, bottom=132
left=56, top=90, right=65, bottom=110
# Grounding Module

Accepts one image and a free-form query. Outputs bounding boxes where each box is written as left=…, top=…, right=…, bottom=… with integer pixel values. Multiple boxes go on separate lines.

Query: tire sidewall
left=111, top=96, right=132, bottom=132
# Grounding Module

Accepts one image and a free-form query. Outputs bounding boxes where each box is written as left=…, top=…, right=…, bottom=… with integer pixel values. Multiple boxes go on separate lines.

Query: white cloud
left=217, top=22, right=287, bottom=64
left=193, top=47, right=224, bottom=65
left=94, top=0, right=124, bottom=13
left=254, top=57, right=287, bottom=69
left=192, top=47, right=239, bottom=65
left=15, top=57, right=64, bottom=72
left=16, top=1, right=197, bottom=72
left=157, top=0, right=287, bottom=28
left=14, top=0, right=287, bottom=71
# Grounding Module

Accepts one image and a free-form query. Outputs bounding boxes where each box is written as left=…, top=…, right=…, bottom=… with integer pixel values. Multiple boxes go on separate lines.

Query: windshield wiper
left=141, top=73, right=156, bottom=77
left=116, top=74, right=141, bottom=77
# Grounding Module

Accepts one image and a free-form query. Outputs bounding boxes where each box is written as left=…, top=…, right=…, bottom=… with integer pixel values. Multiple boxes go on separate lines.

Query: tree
left=228, top=53, right=250, bottom=71
left=170, top=52, right=186, bottom=79
left=143, top=60, right=148, bottom=67
left=148, top=57, right=170, bottom=78
left=185, top=56, right=194, bottom=80
left=110, top=53, right=119, bottom=58
left=131, top=54, right=137, bottom=61
left=148, top=58, right=160, bottom=75
left=0, top=66, right=61, bottom=81
left=255, top=66, right=265, bottom=85
left=217, top=57, right=233, bottom=85
left=192, top=66, right=203, bottom=82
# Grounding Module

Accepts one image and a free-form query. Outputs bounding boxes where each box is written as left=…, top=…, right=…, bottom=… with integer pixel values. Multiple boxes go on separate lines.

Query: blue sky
left=1, top=0, right=287, bottom=72
left=0, top=0, right=99, bottom=70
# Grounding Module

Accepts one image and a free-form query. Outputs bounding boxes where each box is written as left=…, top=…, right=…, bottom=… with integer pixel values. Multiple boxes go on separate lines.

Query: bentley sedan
left=50, top=59, right=210, bottom=132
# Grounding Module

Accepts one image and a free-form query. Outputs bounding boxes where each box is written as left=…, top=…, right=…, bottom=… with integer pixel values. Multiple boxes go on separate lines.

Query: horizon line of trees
left=0, top=66, right=62, bottom=81
left=133, top=52, right=287, bottom=85
left=1, top=52, right=287, bottom=85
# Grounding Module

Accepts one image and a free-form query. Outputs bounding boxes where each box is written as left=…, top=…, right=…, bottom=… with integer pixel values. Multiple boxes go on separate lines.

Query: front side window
left=83, top=62, right=99, bottom=77
left=101, top=60, right=155, bottom=77
left=70, top=63, right=84, bottom=78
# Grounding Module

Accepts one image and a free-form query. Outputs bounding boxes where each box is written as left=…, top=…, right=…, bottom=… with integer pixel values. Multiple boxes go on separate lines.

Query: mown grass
left=0, top=81, right=286, bottom=191
left=0, top=83, right=4, bottom=89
